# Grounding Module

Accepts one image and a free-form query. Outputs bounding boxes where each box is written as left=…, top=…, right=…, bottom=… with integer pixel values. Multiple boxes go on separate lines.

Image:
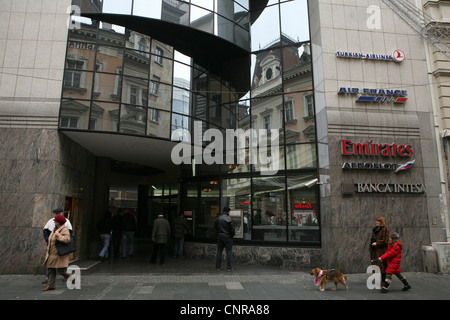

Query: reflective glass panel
left=172, top=86, right=190, bottom=114
left=284, top=91, right=315, bottom=143
left=285, top=143, right=317, bottom=169
left=90, top=101, right=120, bottom=132
left=132, top=0, right=162, bottom=19
left=63, top=70, right=93, bottom=100
left=66, top=41, right=97, bottom=72
left=171, top=113, right=190, bottom=140
left=197, top=180, right=221, bottom=240
left=102, top=0, right=132, bottom=14
left=190, top=5, right=214, bottom=34
left=121, top=76, right=149, bottom=106
left=173, top=52, right=192, bottom=85
left=93, top=72, right=123, bottom=103
left=287, top=174, right=320, bottom=244
left=161, top=0, right=189, bottom=25
left=250, top=48, right=282, bottom=99
left=250, top=3, right=280, bottom=52
left=252, top=176, right=286, bottom=242
left=280, top=0, right=310, bottom=43
left=60, top=99, right=90, bottom=130
left=96, top=45, right=125, bottom=75
left=150, top=82, right=172, bottom=111
left=222, top=177, right=251, bottom=240
left=119, top=104, right=146, bottom=135
left=147, top=108, right=170, bottom=139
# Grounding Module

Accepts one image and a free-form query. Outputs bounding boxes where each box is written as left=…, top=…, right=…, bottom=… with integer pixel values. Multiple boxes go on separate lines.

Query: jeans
left=99, top=234, right=111, bottom=258
left=215, top=237, right=233, bottom=270
left=122, top=231, right=134, bottom=257
left=174, top=237, right=185, bottom=258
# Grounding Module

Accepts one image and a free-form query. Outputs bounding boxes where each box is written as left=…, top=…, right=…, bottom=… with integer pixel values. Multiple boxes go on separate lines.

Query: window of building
left=285, top=99, right=295, bottom=122
left=151, top=76, right=160, bottom=95
left=60, top=116, right=79, bottom=128
left=263, top=114, right=271, bottom=132
left=149, top=108, right=159, bottom=122
left=155, top=46, right=164, bottom=64
left=304, top=93, right=314, bottom=119
left=64, top=60, right=83, bottom=88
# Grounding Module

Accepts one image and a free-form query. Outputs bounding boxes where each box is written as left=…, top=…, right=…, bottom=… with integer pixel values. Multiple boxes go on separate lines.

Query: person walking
left=150, top=213, right=171, bottom=264
left=369, top=216, right=389, bottom=286
left=214, top=207, right=235, bottom=271
left=41, top=208, right=72, bottom=284
left=96, top=210, right=112, bottom=261
left=172, top=212, right=190, bottom=259
left=121, top=210, right=136, bottom=258
left=378, top=231, right=411, bottom=293
left=111, top=210, right=122, bottom=257
left=42, top=215, right=73, bottom=291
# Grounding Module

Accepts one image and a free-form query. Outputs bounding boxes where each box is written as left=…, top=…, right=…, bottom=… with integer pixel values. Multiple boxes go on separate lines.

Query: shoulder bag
left=55, top=227, right=77, bottom=256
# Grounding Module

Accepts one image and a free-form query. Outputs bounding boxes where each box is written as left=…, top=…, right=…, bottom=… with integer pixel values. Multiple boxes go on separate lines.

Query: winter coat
left=214, top=213, right=235, bottom=238
left=369, top=226, right=389, bottom=273
left=172, top=216, right=190, bottom=238
left=380, top=241, right=403, bottom=274
left=121, top=213, right=136, bottom=232
left=152, top=216, right=171, bottom=244
left=43, top=226, right=71, bottom=269
left=97, top=215, right=112, bottom=234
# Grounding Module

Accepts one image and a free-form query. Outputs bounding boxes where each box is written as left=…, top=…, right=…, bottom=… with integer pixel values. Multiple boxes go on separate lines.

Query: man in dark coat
left=214, top=207, right=235, bottom=271
left=172, top=212, right=190, bottom=259
left=120, top=210, right=136, bottom=258
left=150, top=214, right=171, bottom=264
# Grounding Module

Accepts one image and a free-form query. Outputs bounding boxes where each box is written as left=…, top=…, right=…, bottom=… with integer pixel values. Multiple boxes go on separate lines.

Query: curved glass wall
left=62, top=0, right=318, bottom=246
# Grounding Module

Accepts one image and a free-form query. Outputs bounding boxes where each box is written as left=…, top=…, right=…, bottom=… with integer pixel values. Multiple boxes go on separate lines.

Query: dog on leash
left=310, top=267, right=348, bottom=291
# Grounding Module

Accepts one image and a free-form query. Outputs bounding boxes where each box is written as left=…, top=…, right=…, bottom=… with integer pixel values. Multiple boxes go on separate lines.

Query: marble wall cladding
left=0, top=128, right=95, bottom=274
left=184, top=242, right=323, bottom=270
left=318, top=135, right=433, bottom=273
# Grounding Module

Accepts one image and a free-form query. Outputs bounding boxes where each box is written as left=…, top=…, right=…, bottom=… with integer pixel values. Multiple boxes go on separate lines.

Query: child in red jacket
left=378, top=232, right=411, bottom=293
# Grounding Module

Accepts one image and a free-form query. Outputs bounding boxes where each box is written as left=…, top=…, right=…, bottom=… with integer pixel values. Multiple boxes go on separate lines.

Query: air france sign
left=338, top=87, right=408, bottom=104
left=336, top=49, right=405, bottom=62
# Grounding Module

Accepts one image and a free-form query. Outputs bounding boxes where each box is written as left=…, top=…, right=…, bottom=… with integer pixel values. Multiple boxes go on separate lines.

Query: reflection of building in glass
left=61, top=0, right=319, bottom=249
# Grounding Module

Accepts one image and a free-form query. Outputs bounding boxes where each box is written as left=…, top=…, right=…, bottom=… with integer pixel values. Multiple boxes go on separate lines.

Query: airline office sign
left=340, top=139, right=425, bottom=194
left=336, top=49, right=405, bottom=62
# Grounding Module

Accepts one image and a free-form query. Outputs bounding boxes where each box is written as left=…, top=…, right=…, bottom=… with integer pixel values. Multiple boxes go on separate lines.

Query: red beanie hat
left=54, top=215, right=66, bottom=225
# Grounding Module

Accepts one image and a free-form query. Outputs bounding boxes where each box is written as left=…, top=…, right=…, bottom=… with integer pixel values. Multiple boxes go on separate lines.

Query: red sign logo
left=393, top=49, right=405, bottom=62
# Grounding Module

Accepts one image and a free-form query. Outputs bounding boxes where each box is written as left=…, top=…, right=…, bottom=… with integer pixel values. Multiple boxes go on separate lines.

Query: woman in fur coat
left=42, top=214, right=72, bottom=291
left=369, top=217, right=389, bottom=285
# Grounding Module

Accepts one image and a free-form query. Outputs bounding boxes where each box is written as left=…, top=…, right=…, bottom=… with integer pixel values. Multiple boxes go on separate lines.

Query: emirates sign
left=340, top=139, right=413, bottom=157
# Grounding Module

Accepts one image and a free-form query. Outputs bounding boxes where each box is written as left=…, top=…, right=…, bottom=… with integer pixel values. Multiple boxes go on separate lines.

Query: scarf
left=314, top=270, right=323, bottom=286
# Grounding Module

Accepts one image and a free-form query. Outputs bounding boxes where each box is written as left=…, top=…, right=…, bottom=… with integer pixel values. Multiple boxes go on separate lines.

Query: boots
left=381, top=281, right=390, bottom=293
left=381, top=278, right=411, bottom=293
left=401, top=278, right=411, bottom=291
left=381, top=273, right=386, bottom=287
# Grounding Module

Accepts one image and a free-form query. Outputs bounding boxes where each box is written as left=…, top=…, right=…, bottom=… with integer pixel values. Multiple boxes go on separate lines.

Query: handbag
left=54, top=227, right=77, bottom=256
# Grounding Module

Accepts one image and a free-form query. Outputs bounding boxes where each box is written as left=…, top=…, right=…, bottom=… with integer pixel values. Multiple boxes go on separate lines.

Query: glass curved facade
left=61, top=0, right=319, bottom=246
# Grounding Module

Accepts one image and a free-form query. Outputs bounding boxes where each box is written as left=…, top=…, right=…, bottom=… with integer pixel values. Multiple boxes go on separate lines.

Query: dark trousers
left=112, top=231, right=121, bottom=256
left=150, top=243, right=167, bottom=264
left=47, top=268, right=70, bottom=289
left=215, top=237, right=233, bottom=270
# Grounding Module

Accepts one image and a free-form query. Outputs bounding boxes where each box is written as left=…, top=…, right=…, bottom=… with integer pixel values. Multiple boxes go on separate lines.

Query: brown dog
left=310, top=267, right=348, bottom=292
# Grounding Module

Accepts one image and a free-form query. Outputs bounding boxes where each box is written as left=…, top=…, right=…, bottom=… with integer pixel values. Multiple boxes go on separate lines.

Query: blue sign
left=338, top=87, right=408, bottom=104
